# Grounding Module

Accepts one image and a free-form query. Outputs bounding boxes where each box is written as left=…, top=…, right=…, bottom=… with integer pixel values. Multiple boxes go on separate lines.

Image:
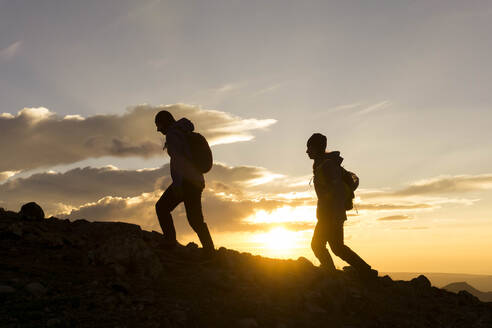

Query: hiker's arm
left=166, top=133, right=185, bottom=189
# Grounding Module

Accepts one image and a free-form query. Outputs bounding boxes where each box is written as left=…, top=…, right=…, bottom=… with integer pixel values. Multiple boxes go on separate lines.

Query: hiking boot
left=319, top=264, right=344, bottom=278
left=343, top=265, right=378, bottom=281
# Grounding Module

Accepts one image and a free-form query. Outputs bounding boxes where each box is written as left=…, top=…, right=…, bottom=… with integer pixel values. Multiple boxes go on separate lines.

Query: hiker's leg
left=155, top=184, right=182, bottom=242
left=327, top=220, right=371, bottom=273
left=311, top=220, right=336, bottom=271
left=183, top=181, right=215, bottom=252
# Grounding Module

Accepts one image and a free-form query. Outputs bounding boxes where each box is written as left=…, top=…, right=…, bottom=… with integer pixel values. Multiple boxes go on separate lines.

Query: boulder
left=19, top=202, right=45, bottom=220
left=410, top=275, right=431, bottom=289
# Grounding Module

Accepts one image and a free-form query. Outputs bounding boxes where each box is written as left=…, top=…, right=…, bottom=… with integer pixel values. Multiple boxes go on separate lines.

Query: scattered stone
left=110, top=282, right=129, bottom=295
left=237, top=318, right=259, bottom=328
left=46, top=318, right=63, bottom=327
left=6, top=222, right=23, bottom=237
left=25, top=282, right=47, bottom=296
left=0, top=285, right=16, bottom=294
left=170, top=310, right=187, bottom=325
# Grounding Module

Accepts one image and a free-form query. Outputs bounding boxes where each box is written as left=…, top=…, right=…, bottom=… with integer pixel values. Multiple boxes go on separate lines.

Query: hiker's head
left=306, top=133, right=327, bottom=159
left=155, top=110, right=176, bottom=135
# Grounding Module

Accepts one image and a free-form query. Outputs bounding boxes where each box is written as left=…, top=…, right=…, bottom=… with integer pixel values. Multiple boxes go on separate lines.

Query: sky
left=1, top=0, right=492, bottom=274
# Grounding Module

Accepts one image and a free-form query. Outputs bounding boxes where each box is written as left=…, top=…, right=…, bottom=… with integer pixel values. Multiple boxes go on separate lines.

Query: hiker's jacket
left=166, top=118, right=204, bottom=189
left=313, top=151, right=347, bottom=221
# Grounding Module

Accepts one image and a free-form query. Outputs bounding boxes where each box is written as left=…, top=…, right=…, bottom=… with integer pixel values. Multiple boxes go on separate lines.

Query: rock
left=237, top=318, right=259, bottom=328
left=46, top=318, right=63, bottom=327
left=94, top=236, right=163, bottom=279
left=304, top=291, right=327, bottom=313
left=110, top=282, right=130, bottom=295
left=380, top=275, right=393, bottom=286
left=0, top=285, right=16, bottom=294
left=19, top=202, right=45, bottom=220
left=304, top=300, right=327, bottom=313
left=186, top=242, right=199, bottom=249
left=410, top=275, right=431, bottom=289
left=6, top=222, right=24, bottom=237
left=170, top=310, right=188, bottom=325
left=25, top=282, right=47, bottom=296
left=297, top=256, right=314, bottom=268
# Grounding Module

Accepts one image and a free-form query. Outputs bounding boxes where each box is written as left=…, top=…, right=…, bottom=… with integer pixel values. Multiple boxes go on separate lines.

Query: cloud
left=377, top=215, right=413, bottom=221
left=355, top=202, right=434, bottom=211
left=392, top=174, right=492, bottom=196
left=361, top=174, right=492, bottom=199
left=252, top=82, right=288, bottom=97
left=0, top=161, right=296, bottom=234
left=322, top=101, right=391, bottom=116
left=0, top=165, right=170, bottom=213
left=57, top=187, right=302, bottom=235
left=350, top=174, right=492, bottom=218
left=0, top=162, right=286, bottom=219
left=330, top=102, right=362, bottom=112
left=355, top=100, right=391, bottom=115
left=0, top=171, right=20, bottom=183
left=0, top=104, right=276, bottom=172
left=233, top=221, right=315, bottom=233
left=58, top=192, right=161, bottom=231
left=0, top=41, right=22, bottom=60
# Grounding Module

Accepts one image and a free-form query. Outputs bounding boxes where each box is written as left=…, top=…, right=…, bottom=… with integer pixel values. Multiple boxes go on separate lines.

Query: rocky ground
left=1, top=207, right=492, bottom=328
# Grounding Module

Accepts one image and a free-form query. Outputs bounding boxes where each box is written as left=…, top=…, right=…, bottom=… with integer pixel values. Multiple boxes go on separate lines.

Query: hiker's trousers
left=311, top=218, right=370, bottom=272
left=155, top=181, right=214, bottom=250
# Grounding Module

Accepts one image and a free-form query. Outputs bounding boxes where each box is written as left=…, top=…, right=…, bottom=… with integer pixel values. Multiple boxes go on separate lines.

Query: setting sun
left=244, top=205, right=316, bottom=224
left=253, top=227, right=298, bottom=250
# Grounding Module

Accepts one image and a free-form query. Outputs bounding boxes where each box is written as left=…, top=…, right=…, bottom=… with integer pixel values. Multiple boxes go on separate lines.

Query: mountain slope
left=1, top=208, right=492, bottom=328
left=444, top=282, right=492, bottom=302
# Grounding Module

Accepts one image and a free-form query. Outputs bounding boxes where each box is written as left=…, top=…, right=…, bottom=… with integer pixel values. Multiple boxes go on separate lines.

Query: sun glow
left=244, top=205, right=316, bottom=224
left=252, top=227, right=303, bottom=251
left=240, top=205, right=317, bottom=257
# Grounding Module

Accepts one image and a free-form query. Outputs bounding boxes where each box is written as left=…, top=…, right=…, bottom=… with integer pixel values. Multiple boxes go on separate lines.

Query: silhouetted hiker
left=154, top=110, right=215, bottom=256
left=307, top=133, right=377, bottom=279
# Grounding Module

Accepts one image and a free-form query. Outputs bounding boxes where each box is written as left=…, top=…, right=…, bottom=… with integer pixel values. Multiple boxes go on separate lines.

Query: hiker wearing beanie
left=307, top=133, right=377, bottom=279
left=154, top=110, right=215, bottom=255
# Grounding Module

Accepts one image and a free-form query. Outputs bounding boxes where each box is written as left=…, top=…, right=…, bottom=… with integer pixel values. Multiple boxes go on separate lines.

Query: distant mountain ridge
left=383, top=272, right=492, bottom=292
left=443, top=282, right=492, bottom=302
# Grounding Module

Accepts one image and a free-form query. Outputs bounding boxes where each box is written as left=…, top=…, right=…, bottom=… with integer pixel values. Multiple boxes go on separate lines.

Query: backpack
left=188, top=132, right=213, bottom=173
left=341, top=167, right=359, bottom=210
